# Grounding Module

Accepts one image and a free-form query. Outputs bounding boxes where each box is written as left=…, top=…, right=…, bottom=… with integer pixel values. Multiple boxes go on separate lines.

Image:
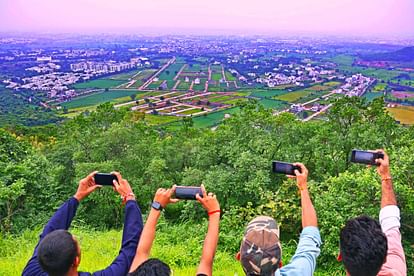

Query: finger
left=208, top=192, right=213, bottom=197
left=212, top=194, right=217, bottom=199
left=157, top=188, right=163, bottom=193
left=111, top=171, right=123, bottom=183
left=201, top=184, right=207, bottom=198
left=294, top=169, right=300, bottom=176
left=91, top=185, right=102, bottom=192
left=196, top=193, right=203, bottom=202
left=113, top=179, right=120, bottom=187
left=87, top=171, right=98, bottom=180
left=170, top=198, right=179, bottom=203
left=287, top=175, right=296, bottom=178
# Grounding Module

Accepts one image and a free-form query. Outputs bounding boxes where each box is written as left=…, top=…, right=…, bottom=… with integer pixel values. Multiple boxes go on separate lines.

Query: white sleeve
left=379, top=205, right=400, bottom=233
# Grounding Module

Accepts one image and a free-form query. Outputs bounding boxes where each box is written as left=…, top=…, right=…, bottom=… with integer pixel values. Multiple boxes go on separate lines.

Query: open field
left=275, top=90, right=312, bottom=102
left=107, top=70, right=142, bottom=81
left=387, top=106, right=414, bottom=124
left=73, top=79, right=125, bottom=89
left=258, top=98, right=289, bottom=109
left=61, top=90, right=143, bottom=109
left=159, top=63, right=186, bottom=80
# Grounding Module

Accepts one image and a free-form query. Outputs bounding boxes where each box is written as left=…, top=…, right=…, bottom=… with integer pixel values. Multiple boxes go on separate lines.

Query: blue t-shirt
left=22, top=197, right=143, bottom=276
left=275, top=226, right=322, bottom=276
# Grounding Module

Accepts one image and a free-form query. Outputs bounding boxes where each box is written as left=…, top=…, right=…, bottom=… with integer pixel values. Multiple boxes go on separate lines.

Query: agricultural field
left=73, top=79, right=125, bottom=89
left=128, top=69, right=157, bottom=88
left=387, top=106, right=414, bottom=124
left=60, top=90, right=143, bottom=109
left=159, top=63, right=185, bottom=80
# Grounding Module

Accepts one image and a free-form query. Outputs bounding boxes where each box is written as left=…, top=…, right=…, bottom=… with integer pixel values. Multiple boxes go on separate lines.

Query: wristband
left=122, top=192, right=135, bottom=205
left=208, top=210, right=221, bottom=216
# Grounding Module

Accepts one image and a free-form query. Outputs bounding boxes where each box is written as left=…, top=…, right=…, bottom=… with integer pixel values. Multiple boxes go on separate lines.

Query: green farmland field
left=61, top=90, right=143, bottom=109
left=73, top=79, right=125, bottom=89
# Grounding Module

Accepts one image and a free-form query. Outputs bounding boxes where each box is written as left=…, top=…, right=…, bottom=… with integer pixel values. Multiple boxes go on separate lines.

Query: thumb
left=170, top=198, right=180, bottom=203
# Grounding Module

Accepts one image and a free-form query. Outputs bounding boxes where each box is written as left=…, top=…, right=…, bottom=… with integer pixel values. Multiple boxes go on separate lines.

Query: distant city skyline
left=1, top=0, right=414, bottom=38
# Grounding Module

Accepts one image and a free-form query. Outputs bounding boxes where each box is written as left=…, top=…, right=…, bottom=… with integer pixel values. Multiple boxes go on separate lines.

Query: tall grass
left=0, top=223, right=344, bottom=276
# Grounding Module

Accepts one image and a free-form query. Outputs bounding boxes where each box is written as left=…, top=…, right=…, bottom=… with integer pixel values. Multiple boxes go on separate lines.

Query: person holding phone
left=22, top=171, right=143, bottom=276
left=236, top=163, right=322, bottom=276
left=128, top=184, right=221, bottom=276
left=339, top=150, right=407, bottom=276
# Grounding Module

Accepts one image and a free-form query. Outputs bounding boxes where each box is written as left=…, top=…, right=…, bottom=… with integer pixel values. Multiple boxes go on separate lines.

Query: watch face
left=152, top=201, right=162, bottom=210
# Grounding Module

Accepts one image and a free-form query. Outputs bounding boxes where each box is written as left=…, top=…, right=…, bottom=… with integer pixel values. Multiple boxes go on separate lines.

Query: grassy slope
left=0, top=225, right=342, bottom=276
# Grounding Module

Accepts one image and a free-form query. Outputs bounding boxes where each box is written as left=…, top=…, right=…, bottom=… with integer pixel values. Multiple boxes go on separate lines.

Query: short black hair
left=340, top=216, right=388, bottom=276
left=128, top=258, right=171, bottom=276
left=37, top=230, right=78, bottom=276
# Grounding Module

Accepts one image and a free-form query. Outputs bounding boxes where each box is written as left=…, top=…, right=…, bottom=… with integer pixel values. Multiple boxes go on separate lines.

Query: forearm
left=40, top=197, right=79, bottom=239
left=197, top=214, right=220, bottom=275
left=300, top=189, right=318, bottom=228
left=381, top=178, right=397, bottom=208
left=130, top=208, right=161, bottom=272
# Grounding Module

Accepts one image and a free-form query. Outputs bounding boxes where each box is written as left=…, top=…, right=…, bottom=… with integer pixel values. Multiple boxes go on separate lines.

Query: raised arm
left=375, top=150, right=397, bottom=208
left=93, top=172, right=144, bottom=276
left=196, top=185, right=221, bottom=276
left=375, top=150, right=407, bottom=276
left=129, top=186, right=178, bottom=273
left=281, top=164, right=321, bottom=275
left=289, top=163, right=318, bottom=228
left=23, top=172, right=102, bottom=276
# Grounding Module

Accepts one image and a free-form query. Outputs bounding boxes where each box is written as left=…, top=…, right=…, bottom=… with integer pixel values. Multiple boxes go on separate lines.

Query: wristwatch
left=151, top=201, right=163, bottom=211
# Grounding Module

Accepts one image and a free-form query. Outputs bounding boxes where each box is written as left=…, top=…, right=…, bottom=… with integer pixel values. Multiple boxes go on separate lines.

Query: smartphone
left=272, top=161, right=301, bottom=176
left=175, top=186, right=203, bottom=200
left=94, top=173, right=118, bottom=186
left=350, top=150, right=384, bottom=166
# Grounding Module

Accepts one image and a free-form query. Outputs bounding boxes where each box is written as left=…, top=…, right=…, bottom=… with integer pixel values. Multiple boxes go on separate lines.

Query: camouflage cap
left=240, top=216, right=281, bottom=275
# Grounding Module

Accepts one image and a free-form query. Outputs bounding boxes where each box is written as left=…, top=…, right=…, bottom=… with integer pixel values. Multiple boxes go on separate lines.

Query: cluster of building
left=26, top=62, right=61, bottom=74
left=257, top=63, right=336, bottom=87
left=336, top=74, right=375, bottom=97
left=4, top=72, right=82, bottom=92
left=70, top=58, right=149, bottom=73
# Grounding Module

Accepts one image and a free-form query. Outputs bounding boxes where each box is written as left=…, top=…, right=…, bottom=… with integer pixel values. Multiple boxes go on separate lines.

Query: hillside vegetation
left=0, top=97, right=413, bottom=275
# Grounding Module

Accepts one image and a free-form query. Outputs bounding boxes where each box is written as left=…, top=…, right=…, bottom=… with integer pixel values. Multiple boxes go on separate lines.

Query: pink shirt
left=377, top=205, right=407, bottom=276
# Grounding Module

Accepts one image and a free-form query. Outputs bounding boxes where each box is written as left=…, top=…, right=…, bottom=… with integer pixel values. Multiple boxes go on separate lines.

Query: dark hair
left=128, top=258, right=171, bottom=276
left=340, top=216, right=388, bottom=276
left=37, top=230, right=78, bottom=276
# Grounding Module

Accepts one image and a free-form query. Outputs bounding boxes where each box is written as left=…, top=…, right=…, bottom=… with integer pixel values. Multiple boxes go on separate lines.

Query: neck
left=67, top=268, right=78, bottom=276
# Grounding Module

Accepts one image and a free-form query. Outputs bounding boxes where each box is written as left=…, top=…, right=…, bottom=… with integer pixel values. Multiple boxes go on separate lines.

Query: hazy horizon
left=1, top=0, right=414, bottom=38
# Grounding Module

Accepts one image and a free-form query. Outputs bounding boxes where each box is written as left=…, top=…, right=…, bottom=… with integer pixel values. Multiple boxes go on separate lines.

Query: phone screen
left=354, top=151, right=375, bottom=163
left=94, top=173, right=118, bottom=186
left=272, top=161, right=298, bottom=176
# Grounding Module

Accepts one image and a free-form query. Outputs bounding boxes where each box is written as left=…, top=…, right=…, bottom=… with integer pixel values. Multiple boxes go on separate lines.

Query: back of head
left=128, top=258, right=171, bottom=276
left=38, top=229, right=78, bottom=276
left=240, top=216, right=282, bottom=276
left=340, top=215, right=388, bottom=276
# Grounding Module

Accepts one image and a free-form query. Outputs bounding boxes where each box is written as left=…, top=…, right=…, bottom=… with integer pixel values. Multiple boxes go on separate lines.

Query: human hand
left=196, top=184, right=220, bottom=213
left=154, top=185, right=179, bottom=208
left=375, top=149, right=391, bottom=179
left=74, top=171, right=102, bottom=201
left=112, top=172, right=134, bottom=199
left=287, top=163, right=308, bottom=191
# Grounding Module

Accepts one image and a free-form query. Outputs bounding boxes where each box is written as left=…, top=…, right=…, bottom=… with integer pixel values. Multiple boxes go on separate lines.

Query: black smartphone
left=350, top=150, right=384, bottom=166
left=175, top=186, right=203, bottom=200
left=272, top=161, right=301, bottom=176
left=94, top=173, right=118, bottom=186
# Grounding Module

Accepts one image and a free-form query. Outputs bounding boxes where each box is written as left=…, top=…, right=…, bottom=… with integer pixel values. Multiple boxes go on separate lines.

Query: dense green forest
left=0, top=85, right=60, bottom=126
left=0, top=97, right=413, bottom=275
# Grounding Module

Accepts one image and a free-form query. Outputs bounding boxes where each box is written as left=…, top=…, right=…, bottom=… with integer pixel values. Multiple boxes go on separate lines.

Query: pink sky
left=1, top=0, right=413, bottom=36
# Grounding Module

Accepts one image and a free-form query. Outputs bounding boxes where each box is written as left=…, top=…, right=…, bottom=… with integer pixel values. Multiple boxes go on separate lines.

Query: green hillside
left=1, top=98, right=413, bottom=275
